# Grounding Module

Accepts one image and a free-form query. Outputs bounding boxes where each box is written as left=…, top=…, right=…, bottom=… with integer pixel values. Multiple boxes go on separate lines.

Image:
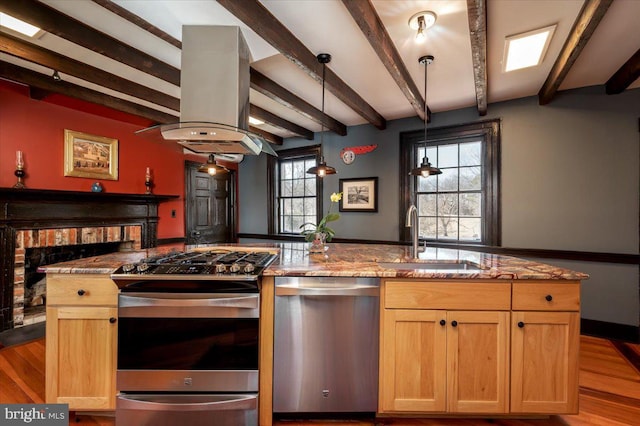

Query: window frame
left=399, top=119, right=501, bottom=246
left=268, top=145, right=323, bottom=236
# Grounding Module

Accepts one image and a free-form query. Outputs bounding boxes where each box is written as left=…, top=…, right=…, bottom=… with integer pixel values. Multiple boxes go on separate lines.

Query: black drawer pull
left=109, top=317, right=117, bottom=324
left=451, top=320, right=458, bottom=327
left=77, top=289, right=86, bottom=296
left=518, top=321, right=525, bottom=328
left=439, top=319, right=446, bottom=326
left=545, top=294, right=553, bottom=302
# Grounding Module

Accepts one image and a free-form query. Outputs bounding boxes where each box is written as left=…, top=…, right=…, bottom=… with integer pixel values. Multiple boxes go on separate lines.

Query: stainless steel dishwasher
left=273, top=276, right=379, bottom=414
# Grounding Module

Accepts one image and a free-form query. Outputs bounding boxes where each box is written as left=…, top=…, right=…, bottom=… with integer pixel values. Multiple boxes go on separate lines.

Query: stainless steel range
left=111, top=249, right=277, bottom=426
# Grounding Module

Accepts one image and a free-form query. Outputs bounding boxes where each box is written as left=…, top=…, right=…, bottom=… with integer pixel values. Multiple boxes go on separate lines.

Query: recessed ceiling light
left=248, top=116, right=264, bottom=126
left=503, top=24, right=556, bottom=72
left=0, top=12, right=44, bottom=38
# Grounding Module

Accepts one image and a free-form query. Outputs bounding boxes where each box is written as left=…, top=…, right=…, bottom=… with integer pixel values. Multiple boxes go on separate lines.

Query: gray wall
left=240, top=86, right=640, bottom=327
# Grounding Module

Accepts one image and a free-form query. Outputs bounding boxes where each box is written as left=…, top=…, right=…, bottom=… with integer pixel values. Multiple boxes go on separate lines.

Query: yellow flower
left=330, top=192, right=343, bottom=203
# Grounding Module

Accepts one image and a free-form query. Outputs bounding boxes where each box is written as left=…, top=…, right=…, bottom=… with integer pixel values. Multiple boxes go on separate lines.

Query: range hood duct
left=137, top=26, right=276, bottom=156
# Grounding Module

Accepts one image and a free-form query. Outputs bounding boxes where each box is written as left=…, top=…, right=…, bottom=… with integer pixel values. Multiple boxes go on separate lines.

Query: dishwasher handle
left=275, top=284, right=379, bottom=297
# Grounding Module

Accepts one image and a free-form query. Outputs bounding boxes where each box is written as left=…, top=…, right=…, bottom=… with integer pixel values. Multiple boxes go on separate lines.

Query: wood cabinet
left=379, top=279, right=580, bottom=417
left=510, top=282, right=580, bottom=414
left=379, top=280, right=511, bottom=414
left=46, top=274, right=118, bottom=410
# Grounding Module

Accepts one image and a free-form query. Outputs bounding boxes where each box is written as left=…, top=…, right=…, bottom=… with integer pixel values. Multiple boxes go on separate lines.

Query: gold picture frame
left=64, top=129, right=118, bottom=180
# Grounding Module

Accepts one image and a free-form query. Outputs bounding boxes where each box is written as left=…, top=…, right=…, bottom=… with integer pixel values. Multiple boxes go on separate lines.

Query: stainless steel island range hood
left=137, top=26, right=276, bottom=157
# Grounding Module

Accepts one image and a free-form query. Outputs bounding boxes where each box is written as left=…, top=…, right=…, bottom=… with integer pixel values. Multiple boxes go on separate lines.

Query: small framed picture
left=64, top=129, right=118, bottom=180
left=339, top=177, right=378, bottom=212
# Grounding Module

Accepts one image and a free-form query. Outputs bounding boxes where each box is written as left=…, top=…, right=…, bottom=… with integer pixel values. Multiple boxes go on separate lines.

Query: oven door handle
left=119, top=293, right=259, bottom=310
left=117, top=393, right=257, bottom=411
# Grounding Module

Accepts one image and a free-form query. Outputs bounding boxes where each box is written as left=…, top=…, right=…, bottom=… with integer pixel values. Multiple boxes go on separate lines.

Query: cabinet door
left=379, top=309, right=447, bottom=413
left=446, top=311, right=510, bottom=413
left=46, top=306, right=117, bottom=410
left=511, top=311, right=579, bottom=414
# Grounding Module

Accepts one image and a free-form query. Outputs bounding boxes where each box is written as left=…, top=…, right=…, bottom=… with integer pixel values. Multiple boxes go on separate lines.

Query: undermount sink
left=377, top=261, right=482, bottom=271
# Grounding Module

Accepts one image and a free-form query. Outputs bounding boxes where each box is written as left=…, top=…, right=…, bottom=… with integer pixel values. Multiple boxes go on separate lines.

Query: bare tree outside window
left=269, top=146, right=323, bottom=236
left=400, top=119, right=501, bottom=246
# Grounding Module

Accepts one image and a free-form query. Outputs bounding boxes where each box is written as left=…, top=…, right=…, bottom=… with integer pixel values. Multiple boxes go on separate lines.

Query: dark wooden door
left=185, top=161, right=235, bottom=244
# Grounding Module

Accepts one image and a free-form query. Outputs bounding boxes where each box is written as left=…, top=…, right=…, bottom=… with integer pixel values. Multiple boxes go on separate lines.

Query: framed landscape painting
left=339, top=177, right=378, bottom=212
left=64, top=129, right=119, bottom=180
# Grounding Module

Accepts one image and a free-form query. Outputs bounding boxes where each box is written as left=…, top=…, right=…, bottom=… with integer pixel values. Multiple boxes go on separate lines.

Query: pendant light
left=306, top=53, right=336, bottom=177
left=198, top=154, right=228, bottom=176
left=410, top=55, right=442, bottom=177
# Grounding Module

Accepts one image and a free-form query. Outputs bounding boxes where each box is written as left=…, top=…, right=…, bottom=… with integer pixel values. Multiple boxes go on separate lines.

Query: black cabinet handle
left=77, top=289, right=86, bottom=296
left=518, top=321, right=525, bottom=328
left=451, top=320, right=458, bottom=327
left=109, top=317, right=117, bottom=324
left=439, top=319, right=446, bottom=326
left=545, top=294, right=553, bottom=302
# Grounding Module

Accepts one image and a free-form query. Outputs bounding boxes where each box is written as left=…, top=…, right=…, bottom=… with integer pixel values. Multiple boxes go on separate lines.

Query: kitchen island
left=41, top=242, right=587, bottom=424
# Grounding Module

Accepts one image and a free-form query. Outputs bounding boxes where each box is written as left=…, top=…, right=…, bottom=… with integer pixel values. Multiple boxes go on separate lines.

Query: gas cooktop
left=111, top=249, right=278, bottom=281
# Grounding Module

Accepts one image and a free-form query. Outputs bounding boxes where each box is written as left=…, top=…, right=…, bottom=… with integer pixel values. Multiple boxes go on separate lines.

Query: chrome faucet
left=405, top=204, right=421, bottom=260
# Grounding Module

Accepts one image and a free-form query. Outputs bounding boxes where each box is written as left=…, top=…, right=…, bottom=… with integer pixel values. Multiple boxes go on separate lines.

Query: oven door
left=117, top=292, right=259, bottom=392
left=116, top=393, right=257, bottom=426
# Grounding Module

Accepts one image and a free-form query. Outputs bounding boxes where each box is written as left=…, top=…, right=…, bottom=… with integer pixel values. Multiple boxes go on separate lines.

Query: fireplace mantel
left=0, top=187, right=178, bottom=330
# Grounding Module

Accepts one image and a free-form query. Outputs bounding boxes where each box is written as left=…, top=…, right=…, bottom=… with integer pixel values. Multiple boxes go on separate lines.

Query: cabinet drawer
left=512, top=282, right=580, bottom=311
left=384, top=280, right=511, bottom=310
left=46, top=274, right=118, bottom=306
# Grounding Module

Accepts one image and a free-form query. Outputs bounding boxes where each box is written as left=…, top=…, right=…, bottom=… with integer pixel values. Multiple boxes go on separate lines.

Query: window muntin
left=401, top=119, right=500, bottom=246
left=416, top=140, right=483, bottom=242
left=270, top=146, right=322, bottom=236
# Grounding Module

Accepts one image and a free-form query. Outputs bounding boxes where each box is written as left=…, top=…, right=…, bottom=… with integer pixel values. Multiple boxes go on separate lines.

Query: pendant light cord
left=321, top=60, right=326, bottom=159
left=423, top=56, right=428, bottom=157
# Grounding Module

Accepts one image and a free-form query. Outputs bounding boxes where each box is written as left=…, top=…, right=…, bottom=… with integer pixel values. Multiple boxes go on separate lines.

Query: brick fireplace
left=13, top=225, right=142, bottom=327
left=1, top=188, right=177, bottom=331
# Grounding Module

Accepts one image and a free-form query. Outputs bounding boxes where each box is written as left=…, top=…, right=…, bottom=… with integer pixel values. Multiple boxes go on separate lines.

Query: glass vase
left=309, top=232, right=328, bottom=253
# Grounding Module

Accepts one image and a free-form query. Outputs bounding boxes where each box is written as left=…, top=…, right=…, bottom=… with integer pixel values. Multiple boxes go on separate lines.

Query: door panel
left=185, top=161, right=234, bottom=244
left=446, top=311, right=509, bottom=413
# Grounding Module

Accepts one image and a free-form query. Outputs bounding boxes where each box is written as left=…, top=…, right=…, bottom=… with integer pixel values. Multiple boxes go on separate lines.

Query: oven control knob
left=121, top=264, right=136, bottom=273
left=215, top=263, right=227, bottom=274
left=229, top=263, right=241, bottom=273
left=137, top=263, right=150, bottom=273
left=244, top=263, right=255, bottom=274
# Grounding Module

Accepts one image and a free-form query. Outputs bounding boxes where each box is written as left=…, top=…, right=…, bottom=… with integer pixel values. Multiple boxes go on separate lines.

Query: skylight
left=503, top=25, right=556, bottom=72
left=0, top=13, right=43, bottom=38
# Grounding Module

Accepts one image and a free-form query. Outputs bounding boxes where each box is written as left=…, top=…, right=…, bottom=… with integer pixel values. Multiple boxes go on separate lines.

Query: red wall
left=0, top=80, right=237, bottom=240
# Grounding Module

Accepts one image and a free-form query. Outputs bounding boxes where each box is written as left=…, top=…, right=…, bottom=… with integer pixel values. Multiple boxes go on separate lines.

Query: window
left=400, top=120, right=501, bottom=246
left=268, top=146, right=322, bottom=235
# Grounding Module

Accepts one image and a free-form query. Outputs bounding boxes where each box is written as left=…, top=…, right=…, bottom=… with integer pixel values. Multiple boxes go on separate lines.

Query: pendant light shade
left=410, top=55, right=442, bottom=177
left=198, top=154, right=228, bottom=176
left=306, top=156, right=336, bottom=177
left=307, top=53, right=336, bottom=177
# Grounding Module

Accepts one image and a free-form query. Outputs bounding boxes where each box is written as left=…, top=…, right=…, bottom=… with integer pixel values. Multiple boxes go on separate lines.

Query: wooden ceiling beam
left=4, top=59, right=283, bottom=145
left=0, top=32, right=180, bottom=111
left=538, top=0, right=613, bottom=105
left=250, top=68, right=347, bottom=136
left=341, top=0, right=428, bottom=121
left=466, top=0, right=488, bottom=116
left=249, top=126, right=283, bottom=145
left=90, top=0, right=182, bottom=49
left=605, top=48, right=640, bottom=95
left=0, top=60, right=178, bottom=124
left=217, top=0, right=386, bottom=130
left=250, top=105, right=314, bottom=140
left=0, top=0, right=181, bottom=86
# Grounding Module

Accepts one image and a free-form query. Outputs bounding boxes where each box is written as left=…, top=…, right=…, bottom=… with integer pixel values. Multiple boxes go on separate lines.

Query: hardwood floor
left=1, top=335, right=638, bottom=425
